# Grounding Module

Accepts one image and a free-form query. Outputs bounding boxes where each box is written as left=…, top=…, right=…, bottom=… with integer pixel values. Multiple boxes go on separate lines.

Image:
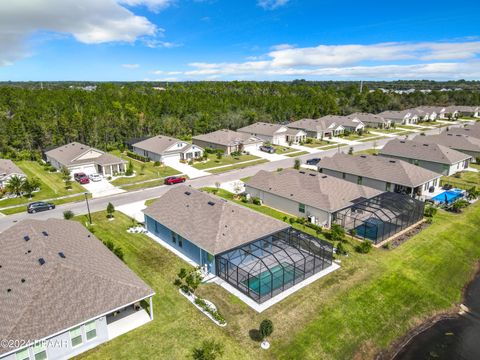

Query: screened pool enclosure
left=216, top=228, right=333, bottom=304
left=333, top=192, right=425, bottom=244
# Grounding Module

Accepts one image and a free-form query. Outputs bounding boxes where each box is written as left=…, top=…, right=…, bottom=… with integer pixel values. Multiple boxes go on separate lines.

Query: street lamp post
left=84, top=192, right=92, bottom=225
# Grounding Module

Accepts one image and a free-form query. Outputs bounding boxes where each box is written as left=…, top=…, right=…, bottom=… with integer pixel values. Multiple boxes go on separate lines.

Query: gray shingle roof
left=45, top=142, right=126, bottom=168
left=0, top=219, right=154, bottom=355
left=379, top=139, right=471, bottom=165
left=419, top=133, right=480, bottom=153
left=237, top=122, right=286, bottom=136
left=319, top=153, right=441, bottom=188
left=288, top=117, right=344, bottom=133
left=143, top=186, right=289, bottom=255
left=446, top=124, right=480, bottom=139
left=0, top=159, right=25, bottom=179
left=245, top=169, right=382, bottom=213
left=132, top=135, right=186, bottom=155
left=192, top=129, right=263, bottom=147
left=377, top=110, right=411, bottom=120
left=347, top=112, right=388, bottom=125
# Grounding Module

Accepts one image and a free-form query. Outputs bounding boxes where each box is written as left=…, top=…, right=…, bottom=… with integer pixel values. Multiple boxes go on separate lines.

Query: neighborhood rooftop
left=44, top=142, right=126, bottom=167
left=0, top=159, right=25, bottom=178
left=419, top=133, right=480, bottom=153
left=347, top=112, right=388, bottom=125
left=237, top=122, right=285, bottom=136
left=0, top=219, right=154, bottom=355
left=379, top=139, right=472, bottom=165
left=192, top=129, right=262, bottom=147
left=245, top=168, right=382, bottom=213
left=143, top=185, right=289, bottom=255
left=132, top=135, right=186, bottom=154
left=319, top=153, right=441, bottom=188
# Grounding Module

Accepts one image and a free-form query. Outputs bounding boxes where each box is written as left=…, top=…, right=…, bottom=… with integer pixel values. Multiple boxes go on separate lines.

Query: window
left=357, top=176, right=363, bottom=185
left=33, top=343, right=47, bottom=360
left=178, top=237, right=183, bottom=248
left=171, top=232, right=177, bottom=244
left=442, top=164, right=450, bottom=173
left=154, top=220, right=158, bottom=233
left=386, top=182, right=391, bottom=191
left=85, top=321, right=97, bottom=341
left=70, top=326, right=83, bottom=347
left=413, top=159, right=419, bottom=166
left=16, top=348, right=30, bottom=360
left=433, top=179, right=438, bottom=187
left=342, top=172, right=346, bottom=179
left=299, top=203, right=305, bottom=213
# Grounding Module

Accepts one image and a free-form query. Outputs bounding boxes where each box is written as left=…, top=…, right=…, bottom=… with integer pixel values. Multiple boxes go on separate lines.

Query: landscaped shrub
left=63, top=210, right=74, bottom=220
left=259, top=319, right=274, bottom=342
left=174, top=267, right=203, bottom=295
left=102, top=240, right=124, bottom=261
left=194, top=298, right=226, bottom=324
left=125, top=161, right=134, bottom=176
left=106, top=202, right=115, bottom=218
left=336, top=242, right=347, bottom=255
left=424, top=205, right=437, bottom=218
left=252, top=197, right=261, bottom=205
left=328, top=224, right=345, bottom=242
left=191, top=340, right=224, bottom=360
left=154, top=161, right=161, bottom=167
left=126, top=150, right=149, bottom=162
left=355, top=241, right=372, bottom=254
left=293, top=159, right=301, bottom=170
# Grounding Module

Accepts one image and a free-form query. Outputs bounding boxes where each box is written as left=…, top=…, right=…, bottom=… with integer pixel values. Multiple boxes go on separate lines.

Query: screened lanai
left=215, top=228, right=333, bottom=304
left=333, top=192, right=425, bottom=244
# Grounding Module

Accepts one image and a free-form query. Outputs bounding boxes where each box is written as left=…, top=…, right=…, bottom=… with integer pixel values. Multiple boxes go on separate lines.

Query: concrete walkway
left=290, top=144, right=319, bottom=153
left=328, top=137, right=360, bottom=145
left=163, top=158, right=210, bottom=179
left=116, top=200, right=147, bottom=223
left=369, top=131, right=398, bottom=138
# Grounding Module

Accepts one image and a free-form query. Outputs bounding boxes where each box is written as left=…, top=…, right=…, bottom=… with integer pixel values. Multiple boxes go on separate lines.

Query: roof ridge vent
left=207, top=201, right=215, bottom=206
left=309, top=173, right=316, bottom=177
left=184, top=191, right=191, bottom=195
left=389, top=160, right=396, bottom=163
left=58, top=252, right=66, bottom=258
left=42, top=231, right=48, bottom=236
left=24, top=235, right=30, bottom=242
left=322, top=175, right=327, bottom=178
left=38, top=258, right=46, bottom=266
left=360, top=155, right=367, bottom=158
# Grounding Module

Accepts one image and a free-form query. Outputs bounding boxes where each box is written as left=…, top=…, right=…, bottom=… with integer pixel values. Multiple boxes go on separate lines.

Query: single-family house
left=327, top=115, right=365, bottom=133
left=131, top=135, right=203, bottom=163
left=0, top=219, right=154, bottom=360
left=237, top=122, right=305, bottom=145
left=446, top=123, right=480, bottom=139
left=347, top=113, right=391, bottom=129
left=418, top=133, right=480, bottom=162
left=245, top=169, right=424, bottom=244
left=379, top=139, right=472, bottom=176
left=44, top=142, right=127, bottom=177
left=287, top=118, right=344, bottom=139
left=192, top=129, right=263, bottom=155
left=453, top=106, right=480, bottom=118
left=144, top=185, right=334, bottom=304
left=377, top=110, right=418, bottom=125
left=0, top=159, right=26, bottom=188
left=318, top=153, right=442, bottom=199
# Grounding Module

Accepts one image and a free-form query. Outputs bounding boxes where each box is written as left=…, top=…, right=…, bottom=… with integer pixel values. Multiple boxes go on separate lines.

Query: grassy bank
left=74, top=197, right=480, bottom=360
left=192, top=153, right=259, bottom=170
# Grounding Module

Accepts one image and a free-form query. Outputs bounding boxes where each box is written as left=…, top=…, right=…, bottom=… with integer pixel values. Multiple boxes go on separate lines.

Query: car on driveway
left=164, top=176, right=187, bottom=185
left=27, top=201, right=55, bottom=214
left=260, top=145, right=275, bottom=154
left=74, top=172, right=90, bottom=184
left=89, top=173, right=102, bottom=182
left=306, top=158, right=321, bottom=165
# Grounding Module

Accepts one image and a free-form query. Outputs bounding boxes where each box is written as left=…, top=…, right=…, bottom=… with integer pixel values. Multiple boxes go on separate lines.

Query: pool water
left=432, top=189, right=464, bottom=204
left=245, top=263, right=304, bottom=296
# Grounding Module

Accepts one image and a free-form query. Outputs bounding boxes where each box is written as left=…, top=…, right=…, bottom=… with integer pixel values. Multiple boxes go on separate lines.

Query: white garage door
left=244, top=143, right=261, bottom=152
left=70, top=164, right=97, bottom=176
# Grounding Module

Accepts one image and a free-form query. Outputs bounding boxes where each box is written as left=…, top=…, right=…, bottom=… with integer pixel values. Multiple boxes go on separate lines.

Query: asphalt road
left=0, top=126, right=449, bottom=232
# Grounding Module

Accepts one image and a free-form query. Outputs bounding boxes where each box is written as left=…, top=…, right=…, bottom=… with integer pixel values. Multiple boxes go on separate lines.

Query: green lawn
left=303, top=139, right=332, bottom=148
left=207, top=159, right=268, bottom=174
left=2, top=193, right=92, bottom=215
left=74, top=193, right=480, bottom=360
left=273, top=145, right=296, bottom=154
left=285, top=151, right=309, bottom=157
left=441, top=165, right=480, bottom=189
left=353, top=148, right=380, bottom=156
left=358, top=136, right=388, bottom=142
left=0, top=161, right=84, bottom=209
left=368, top=128, right=404, bottom=134
left=109, top=150, right=179, bottom=186
left=192, top=153, right=259, bottom=170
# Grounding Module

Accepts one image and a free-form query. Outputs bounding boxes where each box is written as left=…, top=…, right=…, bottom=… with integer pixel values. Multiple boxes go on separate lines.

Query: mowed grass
left=75, top=194, right=480, bottom=360
left=109, top=150, right=179, bottom=186
left=354, top=148, right=380, bottom=156
left=303, top=139, right=332, bottom=148
left=207, top=159, right=268, bottom=174
left=273, top=145, right=296, bottom=154
left=0, top=161, right=84, bottom=209
left=441, top=164, right=480, bottom=189
left=285, top=151, right=309, bottom=157
left=1, top=193, right=91, bottom=215
left=192, top=153, right=259, bottom=170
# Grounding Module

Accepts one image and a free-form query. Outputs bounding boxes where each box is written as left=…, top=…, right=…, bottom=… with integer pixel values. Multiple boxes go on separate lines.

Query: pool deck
left=212, top=262, right=340, bottom=313
left=424, top=187, right=464, bottom=201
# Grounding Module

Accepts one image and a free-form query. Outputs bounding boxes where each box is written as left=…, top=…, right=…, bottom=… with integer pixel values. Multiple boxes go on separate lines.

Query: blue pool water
left=245, top=263, right=303, bottom=296
left=432, top=189, right=464, bottom=204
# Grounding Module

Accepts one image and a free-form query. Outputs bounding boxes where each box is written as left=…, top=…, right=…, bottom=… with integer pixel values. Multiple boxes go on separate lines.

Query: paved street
left=0, top=125, right=456, bottom=232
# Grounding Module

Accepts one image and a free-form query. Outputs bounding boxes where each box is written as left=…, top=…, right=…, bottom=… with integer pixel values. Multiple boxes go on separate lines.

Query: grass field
left=207, top=159, right=269, bottom=174
left=285, top=151, right=309, bottom=157
left=109, top=150, right=179, bottom=186
left=273, top=145, right=296, bottom=154
left=1, top=193, right=91, bottom=215
left=441, top=164, right=480, bottom=189
left=303, top=139, right=332, bottom=148
left=0, top=161, right=84, bottom=209
left=192, top=153, right=259, bottom=170
left=74, top=193, right=480, bottom=360
left=358, top=136, right=389, bottom=142
left=353, top=148, right=380, bottom=156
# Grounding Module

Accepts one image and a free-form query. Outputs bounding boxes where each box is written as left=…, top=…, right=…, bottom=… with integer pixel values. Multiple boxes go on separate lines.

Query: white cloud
left=257, top=0, right=289, bottom=10
left=144, top=40, right=182, bottom=48
left=152, top=70, right=182, bottom=75
left=122, top=63, right=140, bottom=69
left=0, top=0, right=173, bottom=66
left=180, top=41, right=480, bottom=80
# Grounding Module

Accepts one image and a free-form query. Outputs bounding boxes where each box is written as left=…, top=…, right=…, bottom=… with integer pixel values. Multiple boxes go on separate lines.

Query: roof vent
left=207, top=201, right=215, bottom=206
left=24, top=235, right=30, bottom=242
left=400, top=141, right=406, bottom=143
left=389, top=160, right=396, bottom=163
left=299, top=171, right=305, bottom=174
left=423, top=144, right=429, bottom=146
left=21, top=279, right=25, bottom=283
left=42, top=231, right=48, bottom=236
left=360, top=155, right=367, bottom=158
left=309, top=173, right=316, bottom=177
left=184, top=191, right=191, bottom=195
left=7, top=288, right=11, bottom=293
left=38, top=258, right=46, bottom=266
left=322, top=175, right=327, bottom=178
left=58, top=252, right=66, bottom=259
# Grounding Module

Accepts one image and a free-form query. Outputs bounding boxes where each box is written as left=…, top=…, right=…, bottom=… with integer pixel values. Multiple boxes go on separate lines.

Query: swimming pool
left=431, top=189, right=464, bottom=204
left=244, top=263, right=304, bottom=297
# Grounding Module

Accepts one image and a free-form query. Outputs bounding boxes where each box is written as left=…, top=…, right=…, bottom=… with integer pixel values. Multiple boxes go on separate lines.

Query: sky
left=0, top=0, right=480, bottom=81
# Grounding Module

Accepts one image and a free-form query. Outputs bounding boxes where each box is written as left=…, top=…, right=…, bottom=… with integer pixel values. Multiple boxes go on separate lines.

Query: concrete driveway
left=249, top=148, right=287, bottom=161
left=82, top=179, right=125, bottom=198
left=163, top=158, right=210, bottom=179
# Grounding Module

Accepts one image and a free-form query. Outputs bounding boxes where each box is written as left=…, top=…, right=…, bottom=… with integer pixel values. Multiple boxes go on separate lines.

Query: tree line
left=0, top=81, right=479, bottom=160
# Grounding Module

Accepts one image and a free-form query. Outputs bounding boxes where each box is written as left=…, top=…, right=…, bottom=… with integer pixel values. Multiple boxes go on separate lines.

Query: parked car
left=89, top=174, right=102, bottom=182
left=74, top=172, right=90, bottom=184
left=306, top=158, right=321, bottom=165
left=164, top=176, right=187, bottom=185
left=27, top=201, right=55, bottom=214
left=260, top=145, right=275, bottom=154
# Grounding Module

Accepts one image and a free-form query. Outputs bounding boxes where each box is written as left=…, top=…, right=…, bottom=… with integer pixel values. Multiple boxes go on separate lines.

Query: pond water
left=394, top=273, right=480, bottom=360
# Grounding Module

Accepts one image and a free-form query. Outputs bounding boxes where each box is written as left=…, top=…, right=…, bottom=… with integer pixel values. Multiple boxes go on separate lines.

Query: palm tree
left=5, top=175, right=25, bottom=197
left=466, top=187, right=479, bottom=201
left=22, top=177, right=41, bottom=198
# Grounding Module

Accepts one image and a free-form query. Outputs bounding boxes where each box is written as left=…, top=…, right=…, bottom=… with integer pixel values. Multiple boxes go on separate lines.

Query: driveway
left=116, top=200, right=147, bottom=223
left=81, top=179, right=125, bottom=198
left=162, top=158, right=210, bottom=179
left=249, top=148, right=287, bottom=161
left=290, top=144, right=319, bottom=153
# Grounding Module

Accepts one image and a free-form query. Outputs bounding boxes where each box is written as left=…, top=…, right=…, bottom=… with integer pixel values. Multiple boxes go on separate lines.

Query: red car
left=164, top=176, right=186, bottom=185
left=74, top=172, right=90, bottom=184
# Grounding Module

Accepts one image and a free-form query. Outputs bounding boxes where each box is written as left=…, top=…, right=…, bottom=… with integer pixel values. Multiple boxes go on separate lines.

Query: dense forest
left=0, top=81, right=479, bottom=159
